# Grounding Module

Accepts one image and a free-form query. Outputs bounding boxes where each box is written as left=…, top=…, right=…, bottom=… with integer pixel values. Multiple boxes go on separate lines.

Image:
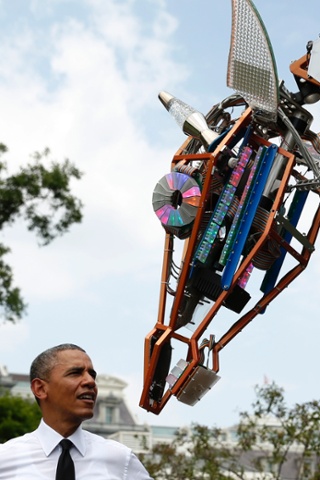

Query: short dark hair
left=30, top=344, right=86, bottom=382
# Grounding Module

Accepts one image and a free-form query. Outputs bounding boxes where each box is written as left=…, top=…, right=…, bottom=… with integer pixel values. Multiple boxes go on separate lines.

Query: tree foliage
left=0, top=392, right=41, bottom=443
left=140, top=382, right=320, bottom=480
left=0, top=144, right=83, bottom=322
left=237, top=382, right=320, bottom=480
left=140, top=424, right=230, bottom=480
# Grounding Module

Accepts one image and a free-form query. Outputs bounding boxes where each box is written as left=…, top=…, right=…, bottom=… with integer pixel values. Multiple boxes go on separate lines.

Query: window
left=105, top=406, right=114, bottom=424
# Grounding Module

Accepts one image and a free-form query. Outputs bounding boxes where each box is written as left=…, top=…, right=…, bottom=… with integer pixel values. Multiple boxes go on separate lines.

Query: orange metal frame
left=290, top=54, right=320, bottom=88
left=140, top=108, right=320, bottom=415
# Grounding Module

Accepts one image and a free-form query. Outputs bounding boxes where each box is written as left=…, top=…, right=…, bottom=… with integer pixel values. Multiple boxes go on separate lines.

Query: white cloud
left=0, top=321, right=29, bottom=355
left=0, top=0, right=185, bottom=305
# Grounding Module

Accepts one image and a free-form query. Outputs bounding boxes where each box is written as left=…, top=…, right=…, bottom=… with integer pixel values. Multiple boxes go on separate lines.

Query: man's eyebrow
left=64, top=366, right=97, bottom=378
left=64, top=366, right=83, bottom=374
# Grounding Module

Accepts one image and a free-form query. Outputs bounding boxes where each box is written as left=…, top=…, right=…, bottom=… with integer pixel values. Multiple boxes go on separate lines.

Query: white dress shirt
left=0, top=419, right=153, bottom=479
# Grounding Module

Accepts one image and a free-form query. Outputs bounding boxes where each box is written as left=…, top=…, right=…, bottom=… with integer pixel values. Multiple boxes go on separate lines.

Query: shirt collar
left=36, top=419, right=86, bottom=457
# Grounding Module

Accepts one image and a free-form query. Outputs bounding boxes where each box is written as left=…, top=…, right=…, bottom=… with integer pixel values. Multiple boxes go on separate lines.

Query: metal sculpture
left=140, top=0, right=320, bottom=415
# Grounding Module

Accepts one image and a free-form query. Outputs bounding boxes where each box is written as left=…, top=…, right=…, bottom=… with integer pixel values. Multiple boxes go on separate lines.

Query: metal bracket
left=275, top=213, right=315, bottom=252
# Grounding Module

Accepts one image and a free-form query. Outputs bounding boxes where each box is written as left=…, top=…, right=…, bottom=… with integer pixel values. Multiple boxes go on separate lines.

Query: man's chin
left=81, top=410, right=95, bottom=420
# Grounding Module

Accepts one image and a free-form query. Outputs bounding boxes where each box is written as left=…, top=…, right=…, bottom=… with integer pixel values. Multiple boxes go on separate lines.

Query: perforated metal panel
left=227, top=0, right=279, bottom=119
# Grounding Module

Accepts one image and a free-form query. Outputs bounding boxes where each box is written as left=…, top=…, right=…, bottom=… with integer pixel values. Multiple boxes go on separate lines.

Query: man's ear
left=31, top=378, right=48, bottom=402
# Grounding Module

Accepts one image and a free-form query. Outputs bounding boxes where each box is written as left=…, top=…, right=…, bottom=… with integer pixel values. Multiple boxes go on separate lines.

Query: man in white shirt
left=0, top=343, right=153, bottom=479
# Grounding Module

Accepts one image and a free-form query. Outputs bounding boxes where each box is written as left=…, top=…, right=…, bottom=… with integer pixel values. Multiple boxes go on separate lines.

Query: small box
left=177, top=366, right=220, bottom=406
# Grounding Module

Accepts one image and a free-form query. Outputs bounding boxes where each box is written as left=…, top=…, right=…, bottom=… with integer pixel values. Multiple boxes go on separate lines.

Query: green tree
left=0, top=144, right=83, bottom=322
left=139, top=424, right=232, bottom=480
left=0, top=393, right=41, bottom=442
left=237, top=382, right=320, bottom=480
left=139, top=383, right=320, bottom=480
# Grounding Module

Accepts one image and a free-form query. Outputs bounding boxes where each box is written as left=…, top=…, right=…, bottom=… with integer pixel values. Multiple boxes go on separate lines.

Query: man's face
left=40, top=349, right=98, bottom=435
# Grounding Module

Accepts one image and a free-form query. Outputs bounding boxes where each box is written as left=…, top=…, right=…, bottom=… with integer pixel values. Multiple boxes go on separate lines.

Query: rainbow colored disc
left=152, top=172, right=201, bottom=229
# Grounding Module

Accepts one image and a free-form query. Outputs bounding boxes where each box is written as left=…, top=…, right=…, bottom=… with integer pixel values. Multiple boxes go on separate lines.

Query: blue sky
left=0, top=0, right=319, bottom=429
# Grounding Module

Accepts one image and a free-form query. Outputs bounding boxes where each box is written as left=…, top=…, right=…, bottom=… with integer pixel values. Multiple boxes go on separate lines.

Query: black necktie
left=55, top=439, right=75, bottom=480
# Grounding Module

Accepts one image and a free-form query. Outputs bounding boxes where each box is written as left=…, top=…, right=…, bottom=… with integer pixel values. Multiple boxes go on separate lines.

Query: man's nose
left=83, top=371, right=96, bottom=386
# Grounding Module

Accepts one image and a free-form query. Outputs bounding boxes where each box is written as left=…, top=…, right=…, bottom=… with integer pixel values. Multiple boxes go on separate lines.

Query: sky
left=0, top=0, right=319, bottom=429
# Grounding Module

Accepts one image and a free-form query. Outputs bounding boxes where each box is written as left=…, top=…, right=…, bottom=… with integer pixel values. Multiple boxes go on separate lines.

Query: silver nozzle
left=158, top=91, right=175, bottom=110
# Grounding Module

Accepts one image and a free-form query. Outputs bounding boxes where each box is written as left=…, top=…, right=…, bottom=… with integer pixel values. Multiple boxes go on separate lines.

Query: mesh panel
left=227, top=0, right=279, bottom=119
